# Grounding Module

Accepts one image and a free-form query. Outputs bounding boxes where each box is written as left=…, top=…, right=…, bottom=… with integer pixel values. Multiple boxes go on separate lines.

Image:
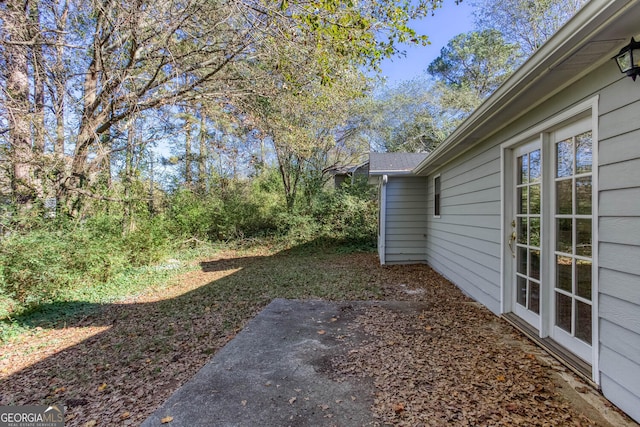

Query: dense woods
left=0, top=0, right=585, bottom=315
left=0, top=0, right=441, bottom=314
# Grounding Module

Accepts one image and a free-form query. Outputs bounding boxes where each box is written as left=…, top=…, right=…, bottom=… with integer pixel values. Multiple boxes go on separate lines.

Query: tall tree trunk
left=148, top=151, right=155, bottom=215
left=29, top=0, right=45, bottom=156
left=275, top=147, right=301, bottom=212
left=53, top=0, right=68, bottom=157
left=5, top=0, right=34, bottom=208
left=123, top=121, right=135, bottom=234
left=184, top=118, right=193, bottom=187
left=100, top=131, right=112, bottom=190
left=65, top=54, right=109, bottom=216
left=28, top=0, right=46, bottom=201
left=198, top=112, right=207, bottom=193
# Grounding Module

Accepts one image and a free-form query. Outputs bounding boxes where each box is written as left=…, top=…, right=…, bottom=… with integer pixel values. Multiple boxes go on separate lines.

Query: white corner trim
left=379, top=175, right=387, bottom=265
left=590, top=98, right=600, bottom=386
left=500, top=149, right=507, bottom=315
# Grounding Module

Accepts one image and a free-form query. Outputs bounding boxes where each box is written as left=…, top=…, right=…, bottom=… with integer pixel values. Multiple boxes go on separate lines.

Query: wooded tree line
left=0, top=0, right=443, bottom=220
left=0, top=0, right=589, bottom=312
left=0, top=0, right=587, bottom=224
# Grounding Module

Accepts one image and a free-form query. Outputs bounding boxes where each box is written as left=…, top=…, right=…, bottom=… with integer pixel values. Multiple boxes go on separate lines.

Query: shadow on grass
left=2, top=237, right=375, bottom=330
left=0, top=237, right=381, bottom=425
left=3, top=301, right=108, bottom=330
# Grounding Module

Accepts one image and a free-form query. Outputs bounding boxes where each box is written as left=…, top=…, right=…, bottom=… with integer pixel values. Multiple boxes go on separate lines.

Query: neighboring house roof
left=414, top=0, right=636, bottom=175
left=369, top=152, right=428, bottom=175
left=326, top=161, right=369, bottom=176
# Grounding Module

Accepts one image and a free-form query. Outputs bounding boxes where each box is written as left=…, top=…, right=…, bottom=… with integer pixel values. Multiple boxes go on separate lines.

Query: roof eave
left=369, top=170, right=415, bottom=176
left=414, top=0, right=633, bottom=175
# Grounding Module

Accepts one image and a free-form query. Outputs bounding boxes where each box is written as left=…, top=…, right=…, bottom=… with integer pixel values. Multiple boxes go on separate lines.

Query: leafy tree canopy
left=427, top=29, right=521, bottom=102
left=472, top=0, right=587, bottom=57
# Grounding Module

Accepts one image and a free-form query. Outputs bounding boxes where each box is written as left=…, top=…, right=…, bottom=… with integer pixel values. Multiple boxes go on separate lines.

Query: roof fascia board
left=414, top=0, right=631, bottom=174
left=369, top=170, right=415, bottom=176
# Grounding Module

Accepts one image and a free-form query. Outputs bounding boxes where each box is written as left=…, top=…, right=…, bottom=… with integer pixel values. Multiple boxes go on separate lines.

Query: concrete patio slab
left=142, top=299, right=426, bottom=427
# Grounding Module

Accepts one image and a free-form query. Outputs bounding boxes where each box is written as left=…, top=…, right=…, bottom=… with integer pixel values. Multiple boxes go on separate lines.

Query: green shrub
left=311, top=186, right=377, bottom=244
left=1, top=230, right=73, bottom=305
left=221, top=179, right=285, bottom=238
left=274, top=211, right=321, bottom=245
left=122, top=216, right=172, bottom=266
left=0, top=225, right=129, bottom=308
left=167, top=189, right=227, bottom=240
left=0, top=211, right=174, bottom=311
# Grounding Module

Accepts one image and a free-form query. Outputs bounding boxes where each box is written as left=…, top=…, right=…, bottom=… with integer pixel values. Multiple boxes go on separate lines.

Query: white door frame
left=500, top=96, right=600, bottom=384
left=510, top=140, right=543, bottom=328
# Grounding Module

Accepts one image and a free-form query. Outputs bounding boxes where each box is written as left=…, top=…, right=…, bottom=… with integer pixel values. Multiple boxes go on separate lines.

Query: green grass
left=0, top=251, right=200, bottom=343
left=0, top=238, right=378, bottom=344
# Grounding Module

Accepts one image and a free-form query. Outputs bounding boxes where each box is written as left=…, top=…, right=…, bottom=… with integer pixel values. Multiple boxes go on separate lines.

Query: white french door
left=506, top=116, right=595, bottom=366
left=550, top=119, right=594, bottom=363
left=511, top=141, right=542, bottom=328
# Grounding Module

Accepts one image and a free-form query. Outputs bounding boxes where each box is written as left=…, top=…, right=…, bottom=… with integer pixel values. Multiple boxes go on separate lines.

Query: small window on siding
left=434, top=175, right=441, bottom=217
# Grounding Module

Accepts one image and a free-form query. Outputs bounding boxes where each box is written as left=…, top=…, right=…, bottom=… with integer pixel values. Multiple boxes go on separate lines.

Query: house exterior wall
left=423, top=61, right=640, bottom=422
left=425, top=144, right=502, bottom=314
left=594, top=69, right=640, bottom=423
left=383, top=176, right=427, bottom=264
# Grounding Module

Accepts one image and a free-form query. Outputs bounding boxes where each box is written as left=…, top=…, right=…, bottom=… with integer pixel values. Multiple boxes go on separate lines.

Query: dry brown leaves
left=329, top=263, right=601, bottom=426
left=0, top=256, right=249, bottom=426
left=0, top=253, right=610, bottom=426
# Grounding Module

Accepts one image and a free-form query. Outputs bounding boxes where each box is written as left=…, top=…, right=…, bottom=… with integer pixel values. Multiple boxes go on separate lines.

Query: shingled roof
left=368, top=152, right=428, bottom=175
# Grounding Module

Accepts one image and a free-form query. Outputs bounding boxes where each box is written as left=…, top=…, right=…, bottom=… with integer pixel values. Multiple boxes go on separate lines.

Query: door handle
left=508, top=231, right=517, bottom=258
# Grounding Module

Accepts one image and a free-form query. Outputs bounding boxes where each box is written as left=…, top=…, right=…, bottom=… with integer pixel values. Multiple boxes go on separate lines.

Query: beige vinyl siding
left=384, top=177, right=427, bottom=264
left=425, top=143, right=502, bottom=314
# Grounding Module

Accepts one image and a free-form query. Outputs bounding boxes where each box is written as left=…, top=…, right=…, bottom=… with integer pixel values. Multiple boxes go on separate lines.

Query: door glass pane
left=556, top=179, right=572, bottom=214
left=556, top=218, right=572, bottom=253
left=530, top=250, right=540, bottom=280
left=575, top=131, right=592, bottom=174
left=518, top=187, right=528, bottom=214
left=576, top=300, right=592, bottom=345
left=530, top=150, right=541, bottom=182
left=520, top=154, right=529, bottom=184
left=556, top=139, right=573, bottom=178
left=530, top=217, right=540, bottom=247
left=576, top=260, right=592, bottom=300
left=518, top=218, right=528, bottom=245
left=550, top=124, right=593, bottom=351
left=576, top=177, right=592, bottom=215
left=517, top=276, right=527, bottom=306
left=556, top=256, right=572, bottom=292
left=556, top=293, right=572, bottom=333
left=529, top=184, right=541, bottom=214
left=529, top=281, right=540, bottom=314
left=516, top=156, right=522, bottom=185
left=518, top=247, right=528, bottom=274
left=576, top=219, right=592, bottom=257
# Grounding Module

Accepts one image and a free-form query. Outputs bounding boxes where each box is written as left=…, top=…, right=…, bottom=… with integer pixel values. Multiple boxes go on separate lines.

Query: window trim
left=433, top=174, right=441, bottom=218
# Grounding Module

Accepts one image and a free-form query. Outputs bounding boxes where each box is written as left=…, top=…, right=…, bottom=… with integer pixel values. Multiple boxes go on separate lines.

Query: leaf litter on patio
left=0, top=250, right=635, bottom=426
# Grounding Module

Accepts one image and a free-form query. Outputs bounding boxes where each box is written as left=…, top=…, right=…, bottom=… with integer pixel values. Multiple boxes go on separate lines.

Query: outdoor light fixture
left=613, top=37, right=640, bottom=81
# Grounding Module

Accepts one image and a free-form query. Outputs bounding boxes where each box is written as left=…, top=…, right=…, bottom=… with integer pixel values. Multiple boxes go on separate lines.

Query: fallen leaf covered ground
left=0, top=248, right=635, bottom=426
left=329, top=264, right=602, bottom=426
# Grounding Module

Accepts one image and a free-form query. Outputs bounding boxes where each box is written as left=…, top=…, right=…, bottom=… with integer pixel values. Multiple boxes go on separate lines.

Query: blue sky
left=378, top=1, right=477, bottom=85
